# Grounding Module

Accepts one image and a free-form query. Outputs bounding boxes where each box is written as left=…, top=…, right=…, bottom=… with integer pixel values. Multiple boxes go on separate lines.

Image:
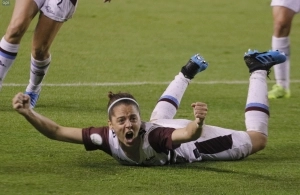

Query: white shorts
left=34, top=0, right=78, bottom=22
left=271, top=0, right=300, bottom=13
left=153, top=119, right=252, bottom=161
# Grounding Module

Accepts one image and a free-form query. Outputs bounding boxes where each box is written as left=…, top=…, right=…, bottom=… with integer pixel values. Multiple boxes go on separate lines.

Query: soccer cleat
left=268, top=84, right=291, bottom=99
left=243, top=49, right=286, bottom=75
left=24, top=91, right=40, bottom=108
left=181, top=54, right=208, bottom=79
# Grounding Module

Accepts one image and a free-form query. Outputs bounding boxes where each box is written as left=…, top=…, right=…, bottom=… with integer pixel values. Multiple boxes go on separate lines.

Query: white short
left=34, top=0, right=78, bottom=22
left=196, top=126, right=252, bottom=161
left=271, top=0, right=300, bottom=13
left=153, top=119, right=253, bottom=161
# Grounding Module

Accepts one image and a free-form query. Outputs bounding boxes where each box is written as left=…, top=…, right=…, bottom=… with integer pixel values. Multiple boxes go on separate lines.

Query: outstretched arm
left=12, top=93, right=83, bottom=144
left=171, top=102, right=207, bottom=144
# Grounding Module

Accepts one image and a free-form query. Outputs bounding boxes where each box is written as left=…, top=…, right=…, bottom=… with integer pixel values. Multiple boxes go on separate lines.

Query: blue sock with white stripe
left=245, top=70, right=269, bottom=136
left=0, top=37, right=19, bottom=90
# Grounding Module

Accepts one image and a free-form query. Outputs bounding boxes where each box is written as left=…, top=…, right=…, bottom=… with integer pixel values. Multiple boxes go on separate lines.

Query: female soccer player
left=12, top=50, right=286, bottom=165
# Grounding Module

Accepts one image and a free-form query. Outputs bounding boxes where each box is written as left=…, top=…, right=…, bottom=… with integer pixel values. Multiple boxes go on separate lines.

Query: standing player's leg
left=0, top=0, right=39, bottom=91
left=149, top=54, right=208, bottom=122
left=268, top=1, right=300, bottom=99
left=25, top=12, right=63, bottom=108
left=25, top=0, right=78, bottom=108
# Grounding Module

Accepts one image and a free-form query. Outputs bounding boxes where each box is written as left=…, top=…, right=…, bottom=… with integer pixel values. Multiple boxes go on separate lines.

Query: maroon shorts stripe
left=194, top=134, right=233, bottom=154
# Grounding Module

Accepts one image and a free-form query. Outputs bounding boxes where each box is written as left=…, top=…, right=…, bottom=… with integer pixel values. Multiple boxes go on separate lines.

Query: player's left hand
left=191, top=102, right=207, bottom=126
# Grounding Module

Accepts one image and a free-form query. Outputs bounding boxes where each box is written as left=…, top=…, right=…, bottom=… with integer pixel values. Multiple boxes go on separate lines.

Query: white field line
left=3, top=80, right=300, bottom=87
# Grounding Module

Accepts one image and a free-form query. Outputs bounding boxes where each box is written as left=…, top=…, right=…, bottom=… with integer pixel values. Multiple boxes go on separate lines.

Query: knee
left=255, top=134, right=267, bottom=151
left=273, top=20, right=291, bottom=37
left=5, top=22, right=28, bottom=43
left=247, top=131, right=268, bottom=154
left=32, top=46, right=50, bottom=60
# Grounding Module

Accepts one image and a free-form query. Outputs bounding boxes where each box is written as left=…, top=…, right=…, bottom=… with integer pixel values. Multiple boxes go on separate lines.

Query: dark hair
left=107, top=91, right=140, bottom=120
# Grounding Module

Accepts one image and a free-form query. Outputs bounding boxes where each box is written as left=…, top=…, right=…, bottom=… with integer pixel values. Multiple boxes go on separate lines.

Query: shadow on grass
left=73, top=141, right=300, bottom=182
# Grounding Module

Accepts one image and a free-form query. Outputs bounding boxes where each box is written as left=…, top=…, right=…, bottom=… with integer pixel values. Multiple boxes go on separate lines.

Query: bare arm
left=171, top=102, right=207, bottom=145
left=12, top=93, right=83, bottom=144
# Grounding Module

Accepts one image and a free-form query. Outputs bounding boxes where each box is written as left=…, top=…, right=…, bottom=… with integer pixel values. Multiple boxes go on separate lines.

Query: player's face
left=108, top=104, right=141, bottom=148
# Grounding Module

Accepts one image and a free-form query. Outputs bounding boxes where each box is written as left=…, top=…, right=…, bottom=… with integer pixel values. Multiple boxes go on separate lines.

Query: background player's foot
left=243, top=49, right=286, bottom=75
left=24, top=91, right=40, bottom=108
left=181, top=54, right=208, bottom=79
left=268, top=84, right=291, bottom=99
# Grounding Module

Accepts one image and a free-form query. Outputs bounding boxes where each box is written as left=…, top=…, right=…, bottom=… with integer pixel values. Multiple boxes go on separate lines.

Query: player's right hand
left=12, top=92, right=31, bottom=115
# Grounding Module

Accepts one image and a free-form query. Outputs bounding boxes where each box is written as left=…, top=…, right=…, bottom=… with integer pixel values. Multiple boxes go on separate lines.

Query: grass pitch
left=1, top=0, right=300, bottom=194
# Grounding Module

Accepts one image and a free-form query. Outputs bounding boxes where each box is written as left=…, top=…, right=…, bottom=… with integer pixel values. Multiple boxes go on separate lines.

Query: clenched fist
left=12, top=92, right=31, bottom=115
left=191, top=102, right=208, bottom=126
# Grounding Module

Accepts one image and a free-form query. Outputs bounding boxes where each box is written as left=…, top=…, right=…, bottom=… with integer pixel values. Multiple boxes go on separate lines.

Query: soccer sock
left=272, top=36, right=290, bottom=89
left=25, top=54, right=51, bottom=93
left=245, top=70, right=269, bottom=136
left=0, top=37, right=19, bottom=90
left=150, top=72, right=190, bottom=121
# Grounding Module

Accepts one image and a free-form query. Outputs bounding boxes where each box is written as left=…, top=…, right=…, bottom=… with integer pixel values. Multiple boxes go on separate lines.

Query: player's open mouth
left=125, top=131, right=134, bottom=142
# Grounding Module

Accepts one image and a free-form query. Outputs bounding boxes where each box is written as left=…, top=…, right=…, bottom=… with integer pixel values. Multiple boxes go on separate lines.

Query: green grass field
left=1, top=0, right=300, bottom=194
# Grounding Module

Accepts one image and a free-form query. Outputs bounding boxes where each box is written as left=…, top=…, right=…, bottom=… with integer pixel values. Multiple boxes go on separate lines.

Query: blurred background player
left=268, top=0, right=300, bottom=99
left=0, top=0, right=110, bottom=108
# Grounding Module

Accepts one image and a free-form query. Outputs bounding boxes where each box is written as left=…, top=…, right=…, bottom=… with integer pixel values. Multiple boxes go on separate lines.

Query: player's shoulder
left=82, top=126, right=110, bottom=133
left=141, top=121, right=163, bottom=132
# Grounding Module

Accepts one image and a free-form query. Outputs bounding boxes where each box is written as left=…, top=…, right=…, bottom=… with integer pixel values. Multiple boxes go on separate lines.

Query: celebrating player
left=0, top=0, right=110, bottom=108
left=268, top=0, right=299, bottom=99
left=12, top=50, right=286, bottom=165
